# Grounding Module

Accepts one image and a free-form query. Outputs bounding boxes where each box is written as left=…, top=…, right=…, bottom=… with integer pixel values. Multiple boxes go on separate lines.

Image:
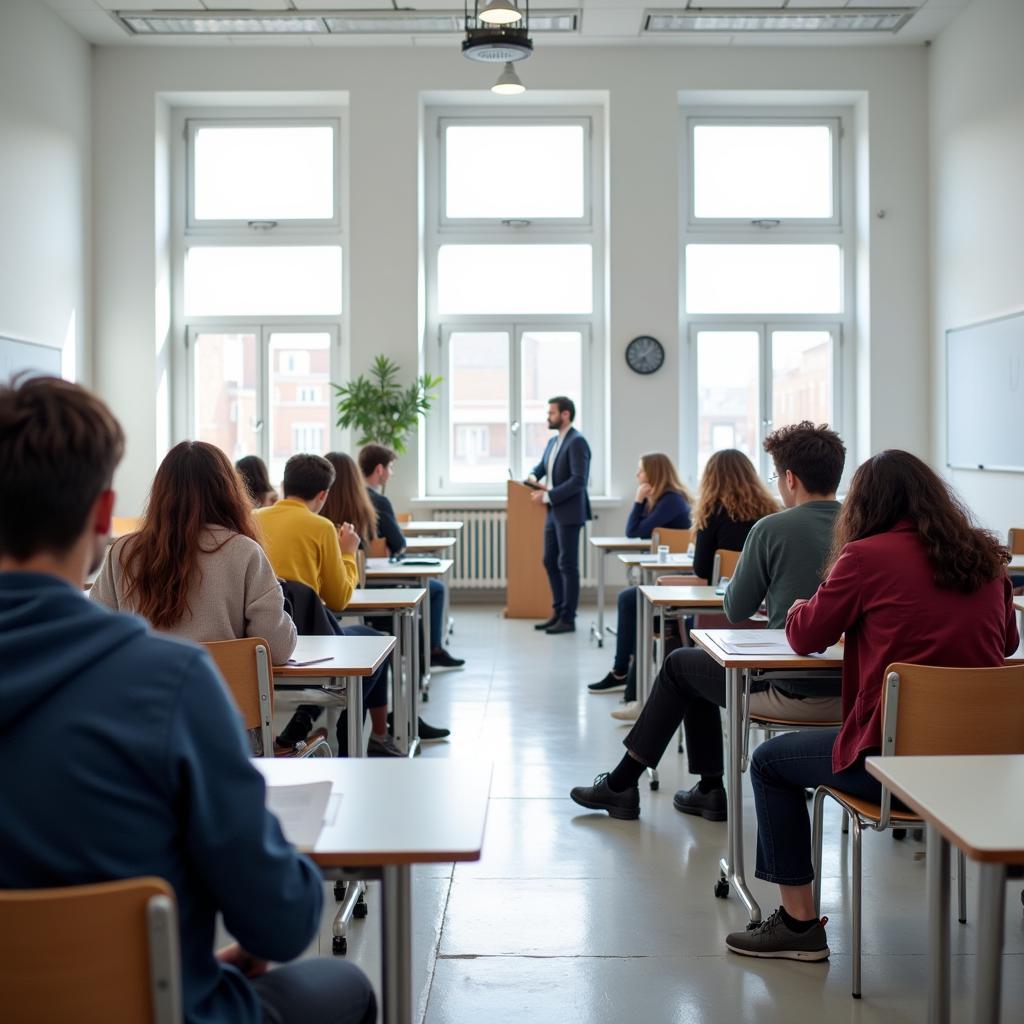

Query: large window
left=177, top=114, right=344, bottom=483
left=425, top=111, right=604, bottom=496
left=683, top=112, right=850, bottom=482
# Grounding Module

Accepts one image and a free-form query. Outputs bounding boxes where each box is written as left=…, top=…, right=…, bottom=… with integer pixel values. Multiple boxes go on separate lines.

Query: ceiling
left=42, top=0, right=970, bottom=47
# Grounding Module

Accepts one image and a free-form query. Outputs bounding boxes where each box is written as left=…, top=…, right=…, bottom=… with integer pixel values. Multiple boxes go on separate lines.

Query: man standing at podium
left=527, top=396, right=592, bottom=635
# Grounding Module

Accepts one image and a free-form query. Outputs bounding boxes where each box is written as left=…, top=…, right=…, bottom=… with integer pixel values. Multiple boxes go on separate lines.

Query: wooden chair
left=355, top=549, right=367, bottom=588
left=811, top=662, right=1024, bottom=998
left=650, top=527, right=693, bottom=553
left=111, top=515, right=140, bottom=538
left=0, top=877, right=181, bottom=1023
left=711, top=548, right=740, bottom=584
left=397, top=512, right=412, bottom=523
left=367, top=537, right=389, bottom=558
left=203, top=638, right=331, bottom=758
left=1007, top=528, right=1024, bottom=554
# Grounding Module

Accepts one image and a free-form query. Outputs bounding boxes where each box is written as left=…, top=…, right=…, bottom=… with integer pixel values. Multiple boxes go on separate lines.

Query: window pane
left=438, top=245, right=592, bottom=315
left=693, top=124, right=833, bottom=219
left=268, top=332, right=333, bottom=485
left=445, top=124, right=585, bottom=219
left=193, top=332, right=259, bottom=463
left=449, top=332, right=509, bottom=484
left=685, top=244, right=841, bottom=315
left=696, top=331, right=759, bottom=476
left=771, top=330, right=833, bottom=429
left=520, top=331, right=583, bottom=477
left=185, top=246, right=342, bottom=317
left=193, top=124, right=335, bottom=221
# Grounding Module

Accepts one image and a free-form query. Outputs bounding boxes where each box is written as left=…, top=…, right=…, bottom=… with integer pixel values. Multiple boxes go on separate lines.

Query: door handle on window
left=510, top=420, right=520, bottom=435
left=253, top=419, right=264, bottom=433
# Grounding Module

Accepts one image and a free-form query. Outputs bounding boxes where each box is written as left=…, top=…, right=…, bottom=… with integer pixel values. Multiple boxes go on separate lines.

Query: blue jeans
left=428, top=577, right=445, bottom=649
left=750, top=729, right=882, bottom=886
left=613, top=586, right=638, bottom=674
left=542, top=518, right=582, bottom=623
left=252, top=958, right=376, bottom=1023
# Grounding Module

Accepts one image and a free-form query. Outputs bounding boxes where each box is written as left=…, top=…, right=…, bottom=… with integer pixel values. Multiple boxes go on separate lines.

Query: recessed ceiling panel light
left=643, top=8, right=915, bottom=33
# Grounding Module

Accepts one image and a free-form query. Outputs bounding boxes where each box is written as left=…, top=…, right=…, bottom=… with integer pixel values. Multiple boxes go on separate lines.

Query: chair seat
left=751, top=714, right=842, bottom=727
left=820, top=786, right=922, bottom=824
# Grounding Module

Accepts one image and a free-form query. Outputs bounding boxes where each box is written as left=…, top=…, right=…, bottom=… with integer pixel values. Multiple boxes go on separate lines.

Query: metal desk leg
left=381, top=863, right=413, bottom=1024
left=404, top=609, right=420, bottom=757
left=975, top=861, right=1006, bottom=1024
left=592, top=550, right=606, bottom=646
left=718, top=666, right=761, bottom=922
left=926, top=826, right=951, bottom=1024
left=638, top=589, right=659, bottom=791
left=420, top=577, right=431, bottom=702
left=347, top=674, right=364, bottom=757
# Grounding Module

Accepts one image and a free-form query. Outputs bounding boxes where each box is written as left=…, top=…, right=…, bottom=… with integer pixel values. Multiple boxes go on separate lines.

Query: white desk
left=255, top=758, right=491, bottom=1024
left=866, top=755, right=1024, bottom=1024
left=274, top=634, right=395, bottom=758
left=587, top=536, right=651, bottom=646
left=1009, top=555, right=1024, bottom=572
left=403, top=536, right=456, bottom=554
left=691, top=628, right=843, bottom=924
left=334, top=589, right=426, bottom=756
left=617, top=551, right=695, bottom=586
left=398, top=520, right=464, bottom=536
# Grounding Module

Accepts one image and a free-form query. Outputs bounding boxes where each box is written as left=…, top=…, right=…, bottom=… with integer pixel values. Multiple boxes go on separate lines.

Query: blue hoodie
left=0, top=573, right=324, bottom=1024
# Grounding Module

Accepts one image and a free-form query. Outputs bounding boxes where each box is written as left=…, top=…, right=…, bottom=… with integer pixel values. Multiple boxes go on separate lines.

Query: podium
left=505, top=481, right=552, bottom=619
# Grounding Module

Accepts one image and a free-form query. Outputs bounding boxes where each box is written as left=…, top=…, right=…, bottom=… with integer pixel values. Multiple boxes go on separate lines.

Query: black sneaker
left=545, top=620, right=576, bottom=635
left=588, top=671, right=628, bottom=694
left=569, top=773, right=640, bottom=820
left=726, top=908, right=830, bottom=962
left=275, top=708, right=315, bottom=750
left=417, top=718, right=451, bottom=742
left=430, top=647, right=465, bottom=668
left=534, top=615, right=560, bottom=631
left=672, top=783, right=727, bottom=822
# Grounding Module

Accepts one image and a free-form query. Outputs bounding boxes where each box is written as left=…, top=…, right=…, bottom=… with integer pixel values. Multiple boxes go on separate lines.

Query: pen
left=287, top=656, right=333, bottom=666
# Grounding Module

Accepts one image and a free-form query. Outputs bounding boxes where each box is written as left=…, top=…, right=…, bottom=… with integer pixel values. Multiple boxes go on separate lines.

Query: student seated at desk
left=0, top=376, right=375, bottom=1024
left=256, top=453, right=399, bottom=758
left=571, top=421, right=845, bottom=822
left=602, top=449, right=779, bottom=721
left=725, top=450, right=1019, bottom=962
left=236, top=453, right=278, bottom=509
left=359, top=443, right=465, bottom=670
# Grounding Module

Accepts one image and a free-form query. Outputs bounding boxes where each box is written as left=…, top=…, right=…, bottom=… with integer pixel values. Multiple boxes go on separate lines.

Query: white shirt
left=542, top=426, right=571, bottom=505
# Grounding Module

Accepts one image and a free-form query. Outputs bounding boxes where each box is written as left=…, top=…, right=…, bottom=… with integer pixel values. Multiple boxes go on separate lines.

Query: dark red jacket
left=786, top=523, right=1019, bottom=773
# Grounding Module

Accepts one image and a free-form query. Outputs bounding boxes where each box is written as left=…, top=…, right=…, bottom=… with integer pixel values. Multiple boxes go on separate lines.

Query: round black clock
left=625, top=335, right=664, bottom=375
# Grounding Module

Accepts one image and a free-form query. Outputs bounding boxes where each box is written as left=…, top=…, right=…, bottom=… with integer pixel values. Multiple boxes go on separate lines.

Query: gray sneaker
left=367, top=734, right=405, bottom=758
left=725, top=908, right=830, bottom=962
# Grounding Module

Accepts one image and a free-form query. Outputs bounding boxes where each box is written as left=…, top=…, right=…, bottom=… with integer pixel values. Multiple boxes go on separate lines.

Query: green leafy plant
left=333, top=355, right=442, bottom=456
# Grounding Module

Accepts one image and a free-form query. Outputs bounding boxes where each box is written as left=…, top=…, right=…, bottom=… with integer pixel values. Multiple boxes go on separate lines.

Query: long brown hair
left=640, top=453, right=693, bottom=511
left=120, top=441, right=259, bottom=628
left=693, top=449, right=778, bottom=530
left=322, top=451, right=377, bottom=541
left=827, top=450, right=1009, bottom=592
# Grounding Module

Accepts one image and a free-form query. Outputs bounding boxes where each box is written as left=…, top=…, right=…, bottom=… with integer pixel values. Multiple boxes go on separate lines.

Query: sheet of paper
left=265, top=781, right=334, bottom=852
left=711, top=629, right=796, bottom=656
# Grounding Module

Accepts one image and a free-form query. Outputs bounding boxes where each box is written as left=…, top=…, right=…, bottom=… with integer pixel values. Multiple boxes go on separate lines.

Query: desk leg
left=389, top=611, right=408, bottom=754
left=719, top=666, right=761, bottom=923
left=381, top=863, right=413, bottom=1024
left=420, top=577, right=431, bottom=703
left=347, top=675, right=364, bottom=757
left=405, top=609, right=420, bottom=757
left=926, top=826, right=951, bottom=1024
left=592, top=551, right=606, bottom=647
left=975, top=862, right=1005, bottom=1024
left=639, top=590, right=659, bottom=791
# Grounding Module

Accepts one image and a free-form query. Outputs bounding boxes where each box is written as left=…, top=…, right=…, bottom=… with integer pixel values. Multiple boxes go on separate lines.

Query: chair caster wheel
left=892, top=828, right=907, bottom=841
left=334, top=881, right=347, bottom=902
left=714, top=878, right=730, bottom=899
left=353, top=900, right=369, bottom=919
left=332, top=936, right=348, bottom=955
left=649, top=779, right=660, bottom=791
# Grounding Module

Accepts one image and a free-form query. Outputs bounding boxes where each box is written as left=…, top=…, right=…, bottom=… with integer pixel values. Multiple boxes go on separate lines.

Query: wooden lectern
left=505, top=481, right=553, bottom=619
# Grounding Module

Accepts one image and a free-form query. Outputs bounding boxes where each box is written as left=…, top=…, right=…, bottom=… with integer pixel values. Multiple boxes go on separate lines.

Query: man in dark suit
left=528, top=396, right=592, bottom=635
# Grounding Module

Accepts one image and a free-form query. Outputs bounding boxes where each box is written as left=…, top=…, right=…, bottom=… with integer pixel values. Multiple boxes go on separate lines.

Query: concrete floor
left=310, top=605, right=1024, bottom=1023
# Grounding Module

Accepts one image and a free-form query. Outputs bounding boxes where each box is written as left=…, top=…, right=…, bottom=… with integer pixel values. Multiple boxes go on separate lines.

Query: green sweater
left=723, top=500, right=841, bottom=628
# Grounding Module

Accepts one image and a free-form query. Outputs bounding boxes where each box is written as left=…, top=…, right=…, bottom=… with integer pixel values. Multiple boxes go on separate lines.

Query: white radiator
left=433, top=509, right=597, bottom=590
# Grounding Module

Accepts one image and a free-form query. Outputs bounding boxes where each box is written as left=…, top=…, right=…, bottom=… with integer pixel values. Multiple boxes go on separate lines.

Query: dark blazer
left=280, top=579, right=343, bottom=636
left=531, top=427, right=592, bottom=526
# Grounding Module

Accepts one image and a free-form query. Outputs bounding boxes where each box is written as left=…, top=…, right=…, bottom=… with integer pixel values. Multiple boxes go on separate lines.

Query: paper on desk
left=712, top=629, right=795, bottom=656
left=265, top=781, right=334, bottom=851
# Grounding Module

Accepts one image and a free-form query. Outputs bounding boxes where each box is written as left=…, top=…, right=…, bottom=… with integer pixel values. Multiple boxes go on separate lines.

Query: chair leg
left=851, top=816, right=863, bottom=999
left=957, top=849, right=967, bottom=924
left=811, top=787, right=829, bottom=915
left=677, top=723, right=684, bottom=755
left=842, top=810, right=850, bottom=835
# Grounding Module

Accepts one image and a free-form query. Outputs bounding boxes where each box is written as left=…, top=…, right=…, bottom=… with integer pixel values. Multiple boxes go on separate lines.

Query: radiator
left=433, top=509, right=597, bottom=590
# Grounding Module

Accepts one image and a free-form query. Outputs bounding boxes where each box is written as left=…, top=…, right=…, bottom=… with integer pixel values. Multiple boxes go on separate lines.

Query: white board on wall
left=0, top=335, right=63, bottom=384
left=946, top=311, right=1024, bottom=473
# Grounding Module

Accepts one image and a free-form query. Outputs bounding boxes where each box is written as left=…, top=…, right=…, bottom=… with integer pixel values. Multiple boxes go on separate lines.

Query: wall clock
left=625, top=335, right=664, bottom=375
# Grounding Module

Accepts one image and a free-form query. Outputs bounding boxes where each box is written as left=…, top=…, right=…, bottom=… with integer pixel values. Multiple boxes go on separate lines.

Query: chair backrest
left=112, top=515, right=141, bottom=538
left=650, top=527, right=693, bottom=553
left=203, top=637, right=274, bottom=754
left=0, top=877, right=181, bottom=1024
left=711, top=549, right=741, bottom=585
left=1008, top=528, right=1024, bottom=554
left=355, top=548, right=367, bottom=588
left=397, top=512, right=412, bottom=523
left=655, top=574, right=701, bottom=586
left=367, top=537, right=389, bottom=558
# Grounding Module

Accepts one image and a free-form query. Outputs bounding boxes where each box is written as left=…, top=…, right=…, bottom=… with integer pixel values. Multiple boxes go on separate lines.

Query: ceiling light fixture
left=462, top=0, right=533, bottom=63
left=478, top=0, right=524, bottom=26
left=491, top=61, right=526, bottom=95
left=642, top=8, right=916, bottom=34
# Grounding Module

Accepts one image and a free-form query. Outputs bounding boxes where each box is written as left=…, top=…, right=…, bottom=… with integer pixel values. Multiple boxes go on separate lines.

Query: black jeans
left=750, top=729, right=883, bottom=886
left=252, top=958, right=376, bottom=1024
left=542, top=518, right=582, bottom=623
left=613, top=586, right=637, bottom=675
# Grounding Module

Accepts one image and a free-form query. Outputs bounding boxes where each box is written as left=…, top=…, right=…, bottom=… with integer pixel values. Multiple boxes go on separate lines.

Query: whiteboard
left=946, top=311, right=1024, bottom=472
left=0, top=335, right=62, bottom=384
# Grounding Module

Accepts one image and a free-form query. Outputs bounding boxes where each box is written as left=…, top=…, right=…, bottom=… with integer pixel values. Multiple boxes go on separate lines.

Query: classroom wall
left=92, top=43, right=929, bottom=516
left=930, top=0, right=1024, bottom=538
left=0, top=0, right=91, bottom=383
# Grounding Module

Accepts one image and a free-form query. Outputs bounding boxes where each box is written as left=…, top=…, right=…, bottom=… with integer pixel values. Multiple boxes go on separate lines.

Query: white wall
left=930, top=0, right=1024, bottom=537
left=0, top=0, right=91, bottom=383
left=92, top=43, right=929, bottom=516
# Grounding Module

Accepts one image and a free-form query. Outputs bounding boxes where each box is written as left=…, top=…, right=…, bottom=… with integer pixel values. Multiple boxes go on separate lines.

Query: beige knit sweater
left=90, top=526, right=297, bottom=665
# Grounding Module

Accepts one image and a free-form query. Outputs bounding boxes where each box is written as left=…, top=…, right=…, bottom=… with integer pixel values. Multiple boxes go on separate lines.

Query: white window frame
left=424, top=106, right=606, bottom=498
left=680, top=106, right=855, bottom=489
left=171, top=106, right=348, bottom=460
